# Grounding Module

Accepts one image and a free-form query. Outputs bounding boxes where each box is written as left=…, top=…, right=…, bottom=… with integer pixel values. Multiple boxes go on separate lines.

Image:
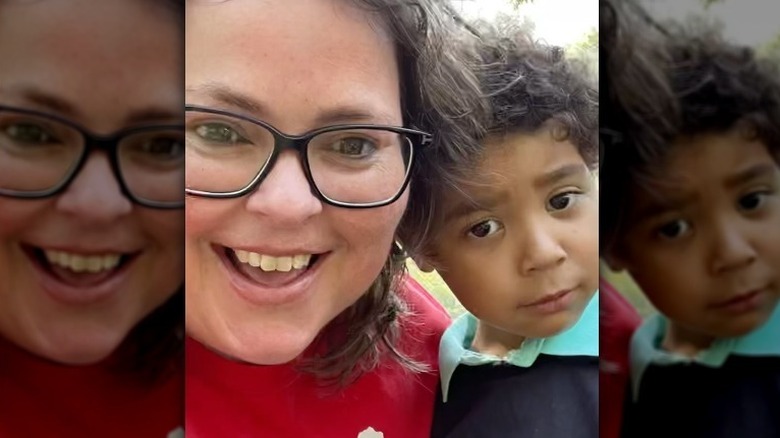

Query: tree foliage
left=758, top=32, right=780, bottom=63
left=700, top=0, right=722, bottom=8
left=509, top=0, right=534, bottom=8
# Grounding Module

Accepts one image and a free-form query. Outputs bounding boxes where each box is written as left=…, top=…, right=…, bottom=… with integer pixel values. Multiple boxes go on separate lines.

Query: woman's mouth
left=216, top=245, right=326, bottom=305
left=233, top=250, right=314, bottom=272
left=23, top=244, right=138, bottom=304
left=223, top=246, right=322, bottom=286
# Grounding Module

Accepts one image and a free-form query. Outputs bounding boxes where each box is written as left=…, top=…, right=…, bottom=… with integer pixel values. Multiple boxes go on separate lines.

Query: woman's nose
left=244, top=150, right=322, bottom=225
left=55, top=152, right=133, bottom=222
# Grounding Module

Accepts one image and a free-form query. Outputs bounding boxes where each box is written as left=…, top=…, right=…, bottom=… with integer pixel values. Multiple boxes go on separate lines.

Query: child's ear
left=412, top=255, right=437, bottom=273
left=602, top=253, right=627, bottom=272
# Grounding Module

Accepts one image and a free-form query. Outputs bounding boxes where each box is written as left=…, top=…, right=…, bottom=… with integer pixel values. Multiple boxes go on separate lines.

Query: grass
left=406, top=259, right=466, bottom=318
left=600, top=261, right=656, bottom=318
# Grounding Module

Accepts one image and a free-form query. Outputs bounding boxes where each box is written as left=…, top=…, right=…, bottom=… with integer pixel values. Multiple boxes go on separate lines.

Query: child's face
left=427, top=130, right=599, bottom=345
left=615, top=129, right=780, bottom=343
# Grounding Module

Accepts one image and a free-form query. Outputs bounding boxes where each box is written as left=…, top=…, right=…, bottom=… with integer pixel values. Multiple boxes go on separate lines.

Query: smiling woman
left=0, top=0, right=184, bottom=436
left=184, top=0, right=486, bottom=436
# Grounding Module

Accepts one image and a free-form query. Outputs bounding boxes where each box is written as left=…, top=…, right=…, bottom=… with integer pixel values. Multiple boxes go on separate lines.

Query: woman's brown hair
left=299, top=0, right=487, bottom=386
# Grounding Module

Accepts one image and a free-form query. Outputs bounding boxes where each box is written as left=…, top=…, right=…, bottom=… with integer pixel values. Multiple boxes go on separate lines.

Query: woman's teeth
left=233, top=250, right=312, bottom=272
left=45, top=250, right=122, bottom=273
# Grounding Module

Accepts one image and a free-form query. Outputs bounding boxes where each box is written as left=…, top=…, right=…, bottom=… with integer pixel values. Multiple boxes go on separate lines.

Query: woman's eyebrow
left=186, top=82, right=267, bottom=115
left=187, top=82, right=395, bottom=125
left=6, top=86, right=81, bottom=119
left=312, top=106, right=389, bottom=126
left=6, top=85, right=180, bottom=125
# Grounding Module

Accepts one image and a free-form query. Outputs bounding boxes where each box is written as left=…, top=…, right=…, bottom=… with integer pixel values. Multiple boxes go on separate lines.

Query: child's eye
left=467, top=219, right=502, bottom=238
left=738, top=191, right=769, bottom=212
left=547, top=191, right=579, bottom=212
left=656, top=219, right=691, bottom=240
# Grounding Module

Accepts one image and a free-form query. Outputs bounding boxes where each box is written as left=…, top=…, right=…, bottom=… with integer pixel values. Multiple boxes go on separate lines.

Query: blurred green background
left=407, top=260, right=466, bottom=318
left=600, top=261, right=656, bottom=318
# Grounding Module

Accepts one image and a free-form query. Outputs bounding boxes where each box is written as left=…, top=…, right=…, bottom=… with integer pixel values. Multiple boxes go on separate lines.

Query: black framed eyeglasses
left=0, top=105, right=184, bottom=209
left=185, top=105, right=432, bottom=208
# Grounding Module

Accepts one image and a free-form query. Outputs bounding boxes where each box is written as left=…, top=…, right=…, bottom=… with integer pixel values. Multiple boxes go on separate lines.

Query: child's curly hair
left=398, top=25, right=598, bottom=259
left=599, top=0, right=677, bottom=254
left=601, top=22, right=780, bottom=253
left=665, top=26, right=780, bottom=156
left=478, top=27, right=599, bottom=167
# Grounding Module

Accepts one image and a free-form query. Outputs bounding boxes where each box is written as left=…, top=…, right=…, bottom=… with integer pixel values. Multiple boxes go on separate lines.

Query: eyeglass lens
left=0, top=110, right=184, bottom=205
left=185, top=112, right=412, bottom=205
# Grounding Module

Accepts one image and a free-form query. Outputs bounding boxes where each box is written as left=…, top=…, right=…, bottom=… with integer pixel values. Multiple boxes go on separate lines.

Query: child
left=601, top=26, right=780, bottom=437
left=599, top=0, right=674, bottom=436
left=400, top=30, right=599, bottom=437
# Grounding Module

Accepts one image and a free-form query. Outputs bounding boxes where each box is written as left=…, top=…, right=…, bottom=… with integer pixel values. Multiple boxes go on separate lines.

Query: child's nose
left=708, top=221, right=757, bottom=275
left=517, top=221, right=567, bottom=274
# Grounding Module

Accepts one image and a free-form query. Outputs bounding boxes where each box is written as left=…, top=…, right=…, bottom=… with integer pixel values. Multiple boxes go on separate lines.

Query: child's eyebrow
left=534, top=163, right=588, bottom=189
left=634, top=192, right=699, bottom=223
left=442, top=191, right=510, bottom=223
left=724, top=163, right=778, bottom=189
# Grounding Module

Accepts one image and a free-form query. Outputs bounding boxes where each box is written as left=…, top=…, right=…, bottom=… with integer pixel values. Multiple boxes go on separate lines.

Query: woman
left=0, top=0, right=184, bottom=436
left=184, top=0, right=484, bottom=436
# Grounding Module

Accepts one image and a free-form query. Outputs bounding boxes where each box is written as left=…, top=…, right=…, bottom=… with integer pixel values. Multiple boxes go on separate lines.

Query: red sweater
left=599, top=278, right=642, bottom=438
left=0, top=336, right=183, bottom=437
left=185, top=276, right=450, bottom=438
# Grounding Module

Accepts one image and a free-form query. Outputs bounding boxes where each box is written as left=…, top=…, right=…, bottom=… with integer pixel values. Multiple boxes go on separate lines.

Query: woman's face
left=185, top=0, right=408, bottom=364
left=0, top=0, right=183, bottom=364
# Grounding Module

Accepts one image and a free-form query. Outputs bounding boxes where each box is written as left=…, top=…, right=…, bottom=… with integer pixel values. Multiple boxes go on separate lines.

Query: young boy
left=599, top=0, right=675, bottom=436
left=601, top=26, right=780, bottom=437
left=400, top=31, right=600, bottom=437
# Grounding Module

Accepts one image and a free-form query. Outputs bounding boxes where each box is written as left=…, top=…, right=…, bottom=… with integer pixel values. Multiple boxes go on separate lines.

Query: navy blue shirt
left=623, top=307, right=780, bottom=438
left=432, top=293, right=599, bottom=437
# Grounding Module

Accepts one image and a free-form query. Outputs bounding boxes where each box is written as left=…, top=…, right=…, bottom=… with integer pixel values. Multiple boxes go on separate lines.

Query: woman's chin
left=208, top=330, right=317, bottom=366
left=23, top=332, right=125, bottom=365
left=237, top=350, right=303, bottom=366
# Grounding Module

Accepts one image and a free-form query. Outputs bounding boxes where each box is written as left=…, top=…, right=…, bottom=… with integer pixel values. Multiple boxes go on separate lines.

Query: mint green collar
left=439, top=291, right=599, bottom=402
left=629, top=303, right=780, bottom=400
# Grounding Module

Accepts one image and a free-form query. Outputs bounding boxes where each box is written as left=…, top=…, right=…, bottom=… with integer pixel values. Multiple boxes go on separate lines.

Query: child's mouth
left=709, top=288, right=769, bottom=314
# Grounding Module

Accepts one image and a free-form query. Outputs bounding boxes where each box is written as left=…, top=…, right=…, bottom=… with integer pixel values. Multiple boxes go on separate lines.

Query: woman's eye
left=547, top=192, right=578, bottom=212
left=467, top=219, right=502, bottom=238
left=194, top=123, right=247, bottom=144
left=738, top=191, right=768, bottom=212
left=3, top=123, right=56, bottom=144
left=141, top=137, right=184, bottom=160
left=656, top=219, right=691, bottom=240
left=332, top=137, right=377, bottom=158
